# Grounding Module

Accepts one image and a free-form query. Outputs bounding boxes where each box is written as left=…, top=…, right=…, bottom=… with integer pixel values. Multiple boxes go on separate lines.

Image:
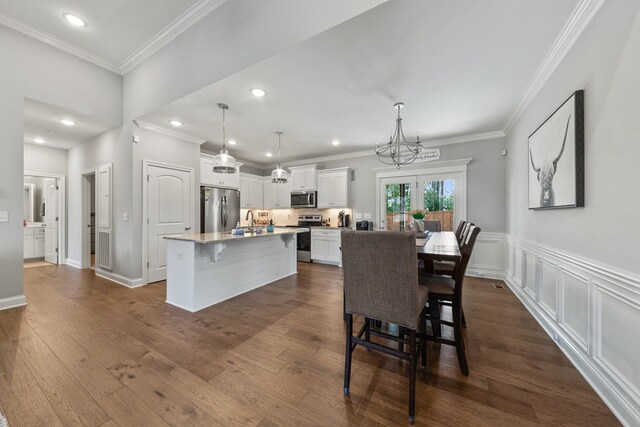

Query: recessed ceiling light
left=265, top=152, right=273, bottom=157
left=250, top=88, right=266, bottom=98
left=59, top=118, right=77, bottom=126
left=228, top=139, right=237, bottom=145
left=63, top=13, right=86, bottom=27
left=33, top=137, right=46, bottom=144
left=168, top=120, right=183, bottom=127
left=332, top=140, right=340, bottom=146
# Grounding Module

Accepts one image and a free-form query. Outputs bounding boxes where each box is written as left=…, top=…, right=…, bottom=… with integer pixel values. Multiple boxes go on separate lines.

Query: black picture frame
left=528, top=90, right=584, bottom=210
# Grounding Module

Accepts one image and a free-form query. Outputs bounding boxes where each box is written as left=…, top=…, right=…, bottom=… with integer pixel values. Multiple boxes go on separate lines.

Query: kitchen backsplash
left=240, top=208, right=353, bottom=227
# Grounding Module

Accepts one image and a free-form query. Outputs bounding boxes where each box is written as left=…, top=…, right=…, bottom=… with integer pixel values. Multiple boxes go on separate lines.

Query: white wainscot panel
left=467, top=233, right=504, bottom=279
left=539, top=259, right=558, bottom=319
left=595, top=285, right=640, bottom=407
left=524, top=252, right=537, bottom=298
left=514, top=247, right=523, bottom=287
left=560, top=269, right=589, bottom=352
left=507, top=244, right=516, bottom=278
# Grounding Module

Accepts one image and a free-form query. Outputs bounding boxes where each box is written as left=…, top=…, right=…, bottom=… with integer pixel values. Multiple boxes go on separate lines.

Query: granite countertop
left=164, top=227, right=308, bottom=244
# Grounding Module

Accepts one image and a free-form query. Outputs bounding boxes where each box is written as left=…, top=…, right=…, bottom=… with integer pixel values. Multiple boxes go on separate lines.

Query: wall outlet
left=363, top=213, right=372, bottom=219
left=122, top=212, right=128, bottom=221
left=0, top=211, right=8, bottom=222
left=354, top=213, right=363, bottom=219
left=176, top=251, right=183, bottom=260
left=133, top=135, right=140, bottom=143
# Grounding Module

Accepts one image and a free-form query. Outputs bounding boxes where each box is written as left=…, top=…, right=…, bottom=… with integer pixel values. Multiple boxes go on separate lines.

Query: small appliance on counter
left=356, top=221, right=372, bottom=230
left=337, top=211, right=352, bottom=228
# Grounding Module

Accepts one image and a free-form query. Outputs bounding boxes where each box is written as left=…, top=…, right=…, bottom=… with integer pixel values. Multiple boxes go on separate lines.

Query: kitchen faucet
left=245, top=209, right=255, bottom=232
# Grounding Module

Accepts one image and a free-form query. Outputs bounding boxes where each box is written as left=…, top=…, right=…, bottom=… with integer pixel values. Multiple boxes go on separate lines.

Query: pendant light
left=271, top=131, right=288, bottom=183
left=212, top=103, right=237, bottom=173
left=375, top=102, right=423, bottom=169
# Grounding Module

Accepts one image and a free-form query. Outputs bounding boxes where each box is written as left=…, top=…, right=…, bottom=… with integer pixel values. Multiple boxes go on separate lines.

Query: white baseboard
left=0, top=295, right=27, bottom=311
left=504, top=235, right=640, bottom=427
left=65, top=258, right=82, bottom=269
left=95, top=269, right=145, bottom=288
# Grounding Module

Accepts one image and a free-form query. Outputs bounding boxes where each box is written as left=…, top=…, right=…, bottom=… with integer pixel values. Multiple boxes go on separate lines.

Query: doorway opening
left=23, top=172, right=65, bottom=269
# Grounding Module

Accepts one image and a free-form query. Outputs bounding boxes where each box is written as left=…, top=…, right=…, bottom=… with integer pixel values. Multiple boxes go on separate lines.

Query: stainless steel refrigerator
left=200, top=186, right=241, bottom=233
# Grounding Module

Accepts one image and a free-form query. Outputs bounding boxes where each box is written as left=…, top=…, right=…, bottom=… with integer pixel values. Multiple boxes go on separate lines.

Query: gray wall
left=505, top=0, right=640, bottom=274
left=315, top=137, right=507, bottom=232
left=24, top=144, right=68, bottom=176
left=0, top=24, right=122, bottom=304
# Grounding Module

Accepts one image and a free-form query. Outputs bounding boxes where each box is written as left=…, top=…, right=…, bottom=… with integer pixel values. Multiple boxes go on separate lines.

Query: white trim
left=504, top=235, right=640, bottom=426
left=95, top=269, right=145, bottom=288
left=142, top=160, right=196, bottom=286
left=65, top=258, right=82, bottom=269
left=136, top=120, right=204, bottom=144
left=119, top=0, right=227, bottom=73
left=24, top=171, right=66, bottom=268
left=0, top=295, right=27, bottom=311
left=0, top=13, right=120, bottom=73
left=373, top=158, right=472, bottom=175
left=502, top=0, right=606, bottom=133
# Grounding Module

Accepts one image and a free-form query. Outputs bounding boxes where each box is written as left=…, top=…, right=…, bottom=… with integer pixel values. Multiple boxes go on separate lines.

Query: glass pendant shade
left=271, top=131, right=288, bottom=183
left=212, top=103, right=237, bottom=174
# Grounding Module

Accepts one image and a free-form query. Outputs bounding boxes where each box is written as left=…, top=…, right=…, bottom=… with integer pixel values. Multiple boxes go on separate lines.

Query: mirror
left=23, top=183, right=35, bottom=223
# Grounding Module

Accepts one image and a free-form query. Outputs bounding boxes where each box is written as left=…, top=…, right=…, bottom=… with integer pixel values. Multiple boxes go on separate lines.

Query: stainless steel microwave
left=291, top=191, right=316, bottom=208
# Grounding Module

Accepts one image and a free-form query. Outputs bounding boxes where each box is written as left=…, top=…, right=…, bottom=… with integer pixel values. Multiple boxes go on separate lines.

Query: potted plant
left=409, top=209, right=427, bottom=232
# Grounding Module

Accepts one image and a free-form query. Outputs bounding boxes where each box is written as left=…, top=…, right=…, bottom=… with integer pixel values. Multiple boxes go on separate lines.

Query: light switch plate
left=0, top=211, right=7, bottom=222
left=363, top=213, right=372, bottom=219
left=354, top=213, right=363, bottom=219
left=122, top=212, right=128, bottom=222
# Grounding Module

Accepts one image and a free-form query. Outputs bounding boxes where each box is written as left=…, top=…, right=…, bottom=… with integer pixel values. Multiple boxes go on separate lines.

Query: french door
left=379, top=172, right=465, bottom=231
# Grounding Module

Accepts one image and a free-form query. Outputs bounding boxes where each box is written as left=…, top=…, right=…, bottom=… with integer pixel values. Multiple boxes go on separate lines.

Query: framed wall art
left=528, top=90, right=584, bottom=210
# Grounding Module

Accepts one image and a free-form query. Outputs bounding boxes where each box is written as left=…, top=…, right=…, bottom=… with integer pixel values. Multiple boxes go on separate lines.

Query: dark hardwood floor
left=0, top=263, right=619, bottom=426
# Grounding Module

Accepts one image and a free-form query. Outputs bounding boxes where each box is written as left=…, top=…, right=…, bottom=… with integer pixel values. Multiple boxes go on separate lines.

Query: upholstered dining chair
left=422, top=225, right=481, bottom=376
left=422, top=219, right=442, bottom=233
left=342, top=230, right=430, bottom=425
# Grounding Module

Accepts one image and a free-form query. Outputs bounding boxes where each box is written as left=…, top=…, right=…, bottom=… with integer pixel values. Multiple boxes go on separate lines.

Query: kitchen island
left=164, top=228, right=305, bottom=312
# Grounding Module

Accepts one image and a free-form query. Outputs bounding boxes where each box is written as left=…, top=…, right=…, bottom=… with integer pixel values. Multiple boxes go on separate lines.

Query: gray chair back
left=422, top=220, right=441, bottom=232
left=342, top=230, right=421, bottom=330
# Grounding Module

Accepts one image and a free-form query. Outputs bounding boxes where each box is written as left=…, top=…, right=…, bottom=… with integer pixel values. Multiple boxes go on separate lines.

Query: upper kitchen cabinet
left=239, top=174, right=264, bottom=208
left=317, top=168, right=353, bottom=208
left=263, top=176, right=293, bottom=209
left=200, top=154, right=240, bottom=189
left=289, top=165, right=320, bottom=191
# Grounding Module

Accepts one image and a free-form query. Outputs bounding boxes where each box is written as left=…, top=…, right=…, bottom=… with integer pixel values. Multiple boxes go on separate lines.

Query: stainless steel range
left=286, top=215, right=322, bottom=262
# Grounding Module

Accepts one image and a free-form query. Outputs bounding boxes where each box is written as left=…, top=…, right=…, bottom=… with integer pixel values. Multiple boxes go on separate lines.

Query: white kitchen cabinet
left=289, top=165, right=319, bottom=191
left=239, top=175, right=263, bottom=208
left=24, top=226, right=45, bottom=259
left=200, top=155, right=240, bottom=189
left=263, top=177, right=292, bottom=209
left=316, top=168, right=352, bottom=208
left=311, top=228, right=342, bottom=266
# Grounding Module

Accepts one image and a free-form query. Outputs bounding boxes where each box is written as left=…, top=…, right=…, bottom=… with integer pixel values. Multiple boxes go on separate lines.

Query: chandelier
left=212, top=103, right=237, bottom=173
left=271, top=131, right=288, bottom=183
left=375, top=102, right=423, bottom=168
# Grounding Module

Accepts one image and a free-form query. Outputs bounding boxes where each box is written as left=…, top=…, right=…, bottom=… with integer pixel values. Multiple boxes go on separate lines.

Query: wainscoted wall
left=503, top=236, right=640, bottom=426
left=466, top=232, right=505, bottom=280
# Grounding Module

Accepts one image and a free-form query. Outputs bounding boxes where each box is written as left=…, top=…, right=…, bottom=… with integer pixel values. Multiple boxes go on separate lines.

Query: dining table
left=416, top=231, right=461, bottom=273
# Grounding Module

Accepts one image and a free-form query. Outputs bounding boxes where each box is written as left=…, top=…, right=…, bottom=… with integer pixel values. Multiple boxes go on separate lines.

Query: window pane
left=423, top=180, right=455, bottom=231
left=385, top=183, right=412, bottom=231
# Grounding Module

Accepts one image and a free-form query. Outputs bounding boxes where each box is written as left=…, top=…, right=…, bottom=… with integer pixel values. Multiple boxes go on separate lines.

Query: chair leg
left=398, top=326, right=406, bottom=352
left=420, top=315, right=427, bottom=369
left=365, top=318, right=371, bottom=345
left=344, top=313, right=353, bottom=395
left=452, top=305, right=469, bottom=376
left=428, top=297, right=442, bottom=338
left=461, top=305, right=467, bottom=327
left=408, top=329, right=417, bottom=425
left=343, top=289, right=347, bottom=322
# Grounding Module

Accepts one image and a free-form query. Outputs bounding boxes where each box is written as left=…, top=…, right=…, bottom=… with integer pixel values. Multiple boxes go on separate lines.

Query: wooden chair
left=454, top=220, right=467, bottom=242
left=342, top=230, right=430, bottom=425
left=421, top=225, right=481, bottom=376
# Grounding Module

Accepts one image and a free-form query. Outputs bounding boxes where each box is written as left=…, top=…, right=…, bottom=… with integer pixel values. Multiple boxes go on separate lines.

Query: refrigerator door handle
left=221, top=195, right=228, bottom=229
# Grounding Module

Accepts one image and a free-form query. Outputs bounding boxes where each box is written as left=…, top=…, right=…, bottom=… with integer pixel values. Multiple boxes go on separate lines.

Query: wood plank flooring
left=0, top=263, right=619, bottom=426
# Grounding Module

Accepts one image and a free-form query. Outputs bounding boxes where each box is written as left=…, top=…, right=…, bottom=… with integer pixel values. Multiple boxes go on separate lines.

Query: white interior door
left=43, top=178, right=59, bottom=264
left=147, top=165, right=192, bottom=283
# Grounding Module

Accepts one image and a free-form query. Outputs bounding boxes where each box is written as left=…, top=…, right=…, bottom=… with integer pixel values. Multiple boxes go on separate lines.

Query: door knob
left=184, top=227, right=192, bottom=231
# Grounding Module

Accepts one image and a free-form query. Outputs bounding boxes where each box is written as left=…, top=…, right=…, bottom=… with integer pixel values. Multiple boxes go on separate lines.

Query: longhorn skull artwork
left=529, top=114, right=571, bottom=208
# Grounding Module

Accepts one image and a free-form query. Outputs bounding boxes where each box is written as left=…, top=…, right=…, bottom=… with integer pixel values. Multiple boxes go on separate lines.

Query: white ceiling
left=139, top=0, right=580, bottom=166
left=24, top=98, right=116, bottom=150
left=0, top=0, right=223, bottom=72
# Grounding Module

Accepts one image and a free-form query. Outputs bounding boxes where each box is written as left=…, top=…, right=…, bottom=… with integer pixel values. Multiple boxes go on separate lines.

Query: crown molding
left=119, top=0, right=227, bottom=74
left=0, top=13, right=120, bottom=73
left=280, top=130, right=505, bottom=168
left=502, top=0, right=606, bottom=134
left=136, top=120, right=204, bottom=144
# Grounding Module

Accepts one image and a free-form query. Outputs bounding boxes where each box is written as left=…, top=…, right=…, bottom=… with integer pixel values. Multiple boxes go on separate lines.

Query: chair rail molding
left=504, top=234, right=640, bottom=427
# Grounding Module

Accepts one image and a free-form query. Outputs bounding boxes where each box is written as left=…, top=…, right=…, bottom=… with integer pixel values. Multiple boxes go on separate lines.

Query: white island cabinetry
left=311, top=228, right=342, bottom=266
left=165, top=228, right=303, bottom=312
